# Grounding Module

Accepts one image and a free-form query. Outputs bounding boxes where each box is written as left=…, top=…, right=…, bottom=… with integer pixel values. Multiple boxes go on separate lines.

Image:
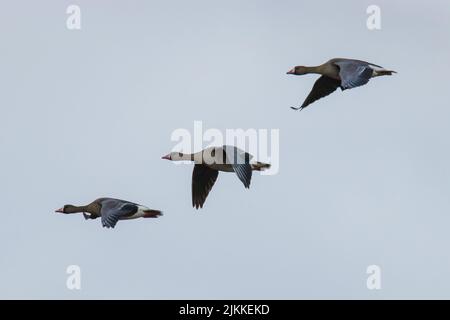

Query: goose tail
left=143, top=210, right=163, bottom=218
left=252, top=162, right=271, bottom=171
left=379, top=70, right=396, bottom=76
left=373, top=69, right=397, bottom=77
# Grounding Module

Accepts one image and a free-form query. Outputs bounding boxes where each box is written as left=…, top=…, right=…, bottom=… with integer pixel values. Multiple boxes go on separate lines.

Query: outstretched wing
left=192, top=164, right=219, bottom=209
left=293, top=76, right=341, bottom=111
left=100, top=199, right=138, bottom=228
left=333, top=60, right=374, bottom=90
left=223, top=145, right=253, bottom=188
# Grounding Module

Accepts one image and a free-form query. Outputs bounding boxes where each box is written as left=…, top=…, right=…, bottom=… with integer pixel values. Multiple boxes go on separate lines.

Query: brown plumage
left=55, top=197, right=162, bottom=228
left=287, top=58, right=396, bottom=111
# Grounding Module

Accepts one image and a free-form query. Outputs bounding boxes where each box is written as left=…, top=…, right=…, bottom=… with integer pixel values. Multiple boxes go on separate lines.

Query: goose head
left=287, top=66, right=308, bottom=75
left=162, top=152, right=189, bottom=161
left=55, top=205, right=77, bottom=214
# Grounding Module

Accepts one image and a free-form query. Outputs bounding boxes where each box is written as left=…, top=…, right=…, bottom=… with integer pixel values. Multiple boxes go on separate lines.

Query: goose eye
left=178, top=152, right=183, bottom=158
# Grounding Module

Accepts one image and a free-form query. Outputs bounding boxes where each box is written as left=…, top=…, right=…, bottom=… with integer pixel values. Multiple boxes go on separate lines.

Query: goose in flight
left=55, top=197, right=162, bottom=228
left=162, top=145, right=271, bottom=209
left=287, top=58, right=396, bottom=111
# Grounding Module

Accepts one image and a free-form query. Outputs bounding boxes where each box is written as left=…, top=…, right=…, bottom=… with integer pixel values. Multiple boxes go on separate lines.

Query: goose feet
left=83, top=213, right=99, bottom=220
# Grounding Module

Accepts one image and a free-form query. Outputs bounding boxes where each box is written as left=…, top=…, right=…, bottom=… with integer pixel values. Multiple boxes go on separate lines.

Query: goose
left=287, top=58, right=396, bottom=111
left=162, top=145, right=271, bottom=209
left=55, top=197, right=162, bottom=228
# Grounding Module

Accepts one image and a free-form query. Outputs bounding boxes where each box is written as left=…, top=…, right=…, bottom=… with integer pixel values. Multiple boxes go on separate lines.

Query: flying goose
left=287, top=58, right=396, bottom=111
left=162, top=145, right=271, bottom=209
left=55, top=197, right=162, bottom=228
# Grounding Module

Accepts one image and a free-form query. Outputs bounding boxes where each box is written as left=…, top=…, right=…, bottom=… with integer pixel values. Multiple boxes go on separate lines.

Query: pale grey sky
left=1, top=0, right=450, bottom=299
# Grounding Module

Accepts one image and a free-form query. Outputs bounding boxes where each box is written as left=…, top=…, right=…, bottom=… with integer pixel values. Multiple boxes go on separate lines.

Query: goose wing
left=99, top=198, right=138, bottom=228
left=333, top=60, right=374, bottom=90
left=192, top=164, right=219, bottom=209
left=293, top=75, right=341, bottom=111
left=223, top=145, right=253, bottom=188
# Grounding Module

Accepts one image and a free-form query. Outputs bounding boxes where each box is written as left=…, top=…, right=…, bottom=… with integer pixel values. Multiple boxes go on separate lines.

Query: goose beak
left=161, top=154, right=171, bottom=160
left=287, top=68, right=295, bottom=75
left=55, top=207, right=64, bottom=213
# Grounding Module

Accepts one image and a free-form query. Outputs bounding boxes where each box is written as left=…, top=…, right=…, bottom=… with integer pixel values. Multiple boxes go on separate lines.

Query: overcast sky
left=1, top=0, right=450, bottom=299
